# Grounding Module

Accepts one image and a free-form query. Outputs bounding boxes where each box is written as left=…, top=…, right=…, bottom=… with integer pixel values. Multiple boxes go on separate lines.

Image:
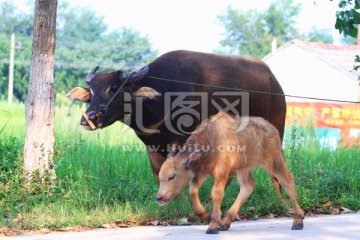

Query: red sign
left=286, top=102, right=360, bottom=146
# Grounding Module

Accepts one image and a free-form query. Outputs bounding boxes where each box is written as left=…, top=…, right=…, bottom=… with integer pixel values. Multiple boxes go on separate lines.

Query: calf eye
left=168, top=174, right=176, bottom=181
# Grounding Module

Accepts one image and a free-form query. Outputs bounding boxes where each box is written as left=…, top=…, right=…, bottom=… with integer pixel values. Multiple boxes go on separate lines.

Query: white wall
left=264, top=44, right=359, bottom=102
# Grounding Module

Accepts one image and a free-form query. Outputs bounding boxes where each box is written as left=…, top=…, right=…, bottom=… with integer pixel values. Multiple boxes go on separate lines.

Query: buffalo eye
left=110, top=85, right=119, bottom=92
left=168, top=174, right=176, bottom=181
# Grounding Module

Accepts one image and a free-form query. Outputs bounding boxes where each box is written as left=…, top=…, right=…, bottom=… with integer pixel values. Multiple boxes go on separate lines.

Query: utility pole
left=8, top=33, right=15, bottom=105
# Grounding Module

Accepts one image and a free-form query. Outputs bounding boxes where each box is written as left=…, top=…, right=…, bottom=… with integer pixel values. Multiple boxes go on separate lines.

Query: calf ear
left=66, top=87, right=90, bottom=103
left=184, top=149, right=202, bottom=170
left=167, top=149, right=179, bottom=159
left=134, top=87, right=161, bottom=99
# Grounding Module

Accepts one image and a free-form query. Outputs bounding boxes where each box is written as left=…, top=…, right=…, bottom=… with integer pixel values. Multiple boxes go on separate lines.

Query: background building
left=263, top=40, right=360, bottom=148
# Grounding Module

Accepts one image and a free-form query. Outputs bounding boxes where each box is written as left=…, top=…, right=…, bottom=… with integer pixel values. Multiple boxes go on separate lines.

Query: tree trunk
left=24, top=0, right=58, bottom=185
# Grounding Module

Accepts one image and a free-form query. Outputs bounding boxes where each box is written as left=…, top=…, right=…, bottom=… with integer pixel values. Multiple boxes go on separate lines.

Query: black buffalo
left=67, top=50, right=286, bottom=182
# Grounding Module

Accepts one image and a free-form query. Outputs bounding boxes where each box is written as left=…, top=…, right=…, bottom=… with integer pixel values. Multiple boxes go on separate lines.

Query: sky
left=13, top=0, right=341, bottom=54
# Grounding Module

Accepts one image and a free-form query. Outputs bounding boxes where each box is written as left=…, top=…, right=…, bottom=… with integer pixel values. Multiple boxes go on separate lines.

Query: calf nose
left=155, top=194, right=163, bottom=202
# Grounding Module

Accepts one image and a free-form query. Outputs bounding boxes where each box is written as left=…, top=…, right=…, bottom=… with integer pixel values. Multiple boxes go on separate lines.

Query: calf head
left=67, top=66, right=160, bottom=130
left=156, top=149, right=202, bottom=205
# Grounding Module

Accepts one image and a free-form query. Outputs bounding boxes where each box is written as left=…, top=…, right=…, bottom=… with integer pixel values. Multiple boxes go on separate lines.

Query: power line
left=0, top=58, right=358, bottom=103
left=147, top=76, right=360, bottom=104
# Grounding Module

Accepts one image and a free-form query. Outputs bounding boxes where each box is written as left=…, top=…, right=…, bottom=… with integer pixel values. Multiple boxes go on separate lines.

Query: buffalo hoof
left=291, top=223, right=304, bottom=230
left=206, top=228, right=219, bottom=234
left=219, top=224, right=230, bottom=231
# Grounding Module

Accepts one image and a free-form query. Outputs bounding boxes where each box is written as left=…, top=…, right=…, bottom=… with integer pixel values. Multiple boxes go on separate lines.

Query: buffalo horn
left=85, top=66, right=99, bottom=84
left=120, top=72, right=129, bottom=79
left=130, top=65, right=149, bottom=82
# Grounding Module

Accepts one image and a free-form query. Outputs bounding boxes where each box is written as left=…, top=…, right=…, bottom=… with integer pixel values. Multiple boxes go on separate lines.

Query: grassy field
left=0, top=101, right=359, bottom=230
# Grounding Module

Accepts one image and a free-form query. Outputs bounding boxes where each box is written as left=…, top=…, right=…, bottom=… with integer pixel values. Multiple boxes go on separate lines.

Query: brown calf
left=156, top=111, right=304, bottom=234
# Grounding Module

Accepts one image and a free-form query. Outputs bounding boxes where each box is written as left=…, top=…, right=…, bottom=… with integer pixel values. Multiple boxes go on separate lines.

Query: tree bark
left=24, top=0, right=58, bottom=184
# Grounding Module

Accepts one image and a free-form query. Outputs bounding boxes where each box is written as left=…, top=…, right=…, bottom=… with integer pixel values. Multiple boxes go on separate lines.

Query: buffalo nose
left=155, top=194, right=163, bottom=202
left=87, top=111, right=97, bottom=121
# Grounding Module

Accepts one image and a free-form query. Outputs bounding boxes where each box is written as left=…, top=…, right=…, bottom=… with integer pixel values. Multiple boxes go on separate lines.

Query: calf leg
left=189, top=175, right=210, bottom=221
left=272, top=176, right=289, bottom=207
left=220, top=171, right=255, bottom=231
left=268, top=161, right=304, bottom=230
left=206, top=177, right=227, bottom=234
left=276, top=169, right=304, bottom=230
left=271, top=176, right=282, bottom=197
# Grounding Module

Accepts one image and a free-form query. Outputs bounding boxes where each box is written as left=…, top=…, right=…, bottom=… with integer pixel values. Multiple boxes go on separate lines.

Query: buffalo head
left=67, top=66, right=160, bottom=130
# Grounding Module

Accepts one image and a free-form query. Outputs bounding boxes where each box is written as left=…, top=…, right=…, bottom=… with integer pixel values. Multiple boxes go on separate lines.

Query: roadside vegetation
left=1, top=101, right=359, bottom=232
left=1, top=0, right=359, bottom=235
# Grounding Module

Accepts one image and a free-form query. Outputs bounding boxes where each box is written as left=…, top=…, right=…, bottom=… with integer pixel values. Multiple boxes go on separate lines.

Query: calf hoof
left=197, top=212, right=211, bottom=221
left=291, top=223, right=304, bottom=230
left=219, top=224, right=230, bottom=231
left=206, top=228, right=219, bottom=234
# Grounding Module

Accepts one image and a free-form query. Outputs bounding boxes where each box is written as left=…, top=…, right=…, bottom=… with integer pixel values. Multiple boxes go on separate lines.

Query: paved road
left=4, top=213, right=360, bottom=240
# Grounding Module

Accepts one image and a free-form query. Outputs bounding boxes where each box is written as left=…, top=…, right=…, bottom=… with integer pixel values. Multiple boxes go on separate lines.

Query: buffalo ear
left=66, top=87, right=90, bottom=103
left=134, top=87, right=161, bottom=99
left=184, top=149, right=202, bottom=170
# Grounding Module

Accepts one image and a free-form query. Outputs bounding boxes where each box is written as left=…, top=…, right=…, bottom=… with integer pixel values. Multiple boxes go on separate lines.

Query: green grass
left=1, top=101, right=359, bottom=230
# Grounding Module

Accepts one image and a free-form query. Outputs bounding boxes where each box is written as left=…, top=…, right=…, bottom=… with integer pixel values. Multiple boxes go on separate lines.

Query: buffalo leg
left=146, top=148, right=166, bottom=183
